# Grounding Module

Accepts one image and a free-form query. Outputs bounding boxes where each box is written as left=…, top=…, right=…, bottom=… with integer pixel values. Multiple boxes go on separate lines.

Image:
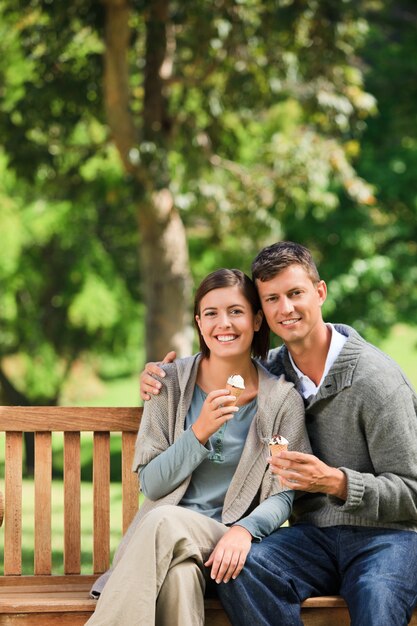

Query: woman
left=87, top=269, right=310, bottom=626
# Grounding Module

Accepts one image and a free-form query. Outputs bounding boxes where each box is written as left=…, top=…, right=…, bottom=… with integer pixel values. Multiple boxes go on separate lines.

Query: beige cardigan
left=91, top=354, right=310, bottom=596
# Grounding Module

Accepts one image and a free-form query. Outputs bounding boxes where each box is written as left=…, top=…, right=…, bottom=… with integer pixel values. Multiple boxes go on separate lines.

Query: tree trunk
left=103, top=0, right=193, bottom=361
left=139, top=193, right=193, bottom=360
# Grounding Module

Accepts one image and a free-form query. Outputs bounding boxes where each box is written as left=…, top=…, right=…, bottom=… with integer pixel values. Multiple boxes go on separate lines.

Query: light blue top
left=139, top=385, right=294, bottom=540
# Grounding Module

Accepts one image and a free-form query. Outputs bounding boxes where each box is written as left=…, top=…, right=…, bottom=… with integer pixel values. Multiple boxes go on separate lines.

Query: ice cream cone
left=225, top=383, right=243, bottom=406
left=225, top=374, right=245, bottom=406
left=268, top=434, right=289, bottom=457
left=269, top=442, right=288, bottom=456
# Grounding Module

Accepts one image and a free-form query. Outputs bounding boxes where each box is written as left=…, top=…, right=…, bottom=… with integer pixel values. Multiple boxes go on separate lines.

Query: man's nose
left=279, top=297, right=294, bottom=316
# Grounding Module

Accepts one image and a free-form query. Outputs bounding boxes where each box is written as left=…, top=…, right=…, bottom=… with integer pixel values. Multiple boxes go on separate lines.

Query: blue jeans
left=217, top=525, right=417, bottom=626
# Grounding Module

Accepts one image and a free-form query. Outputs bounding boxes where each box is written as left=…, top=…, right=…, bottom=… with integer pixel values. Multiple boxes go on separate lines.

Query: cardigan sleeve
left=234, top=491, right=294, bottom=541
left=139, top=426, right=210, bottom=500
left=329, top=383, right=417, bottom=522
left=132, top=366, right=178, bottom=471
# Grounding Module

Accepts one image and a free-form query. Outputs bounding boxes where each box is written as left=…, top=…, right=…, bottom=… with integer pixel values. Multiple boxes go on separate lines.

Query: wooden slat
left=93, top=432, right=110, bottom=573
left=0, top=613, right=94, bottom=625
left=122, top=431, right=139, bottom=533
left=4, top=432, right=23, bottom=575
left=64, top=432, right=81, bottom=574
left=34, top=433, right=52, bottom=575
left=0, top=594, right=95, bottom=612
left=301, top=609, right=350, bottom=626
left=0, top=407, right=141, bottom=432
left=0, top=575, right=98, bottom=588
left=303, top=596, right=347, bottom=607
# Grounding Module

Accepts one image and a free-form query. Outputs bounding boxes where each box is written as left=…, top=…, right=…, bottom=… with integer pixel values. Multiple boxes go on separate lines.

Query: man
left=140, top=241, right=417, bottom=626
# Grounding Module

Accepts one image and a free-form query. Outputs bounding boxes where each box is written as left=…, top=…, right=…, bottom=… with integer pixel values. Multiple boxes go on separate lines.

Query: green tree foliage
left=0, top=2, right=142, bottom=403
left=168, top=2, right=378, bottom=279
left=0, top=145, right=142, bottom=404
left=0, top=0, right=413, bottom=405
left=356, top=0, right=417, bottom=331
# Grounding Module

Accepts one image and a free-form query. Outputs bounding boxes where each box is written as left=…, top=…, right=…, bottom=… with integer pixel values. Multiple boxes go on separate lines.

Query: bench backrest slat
left=34, top=432, right=52, bottom=574
left=0, top=407, right=139, bottom=431
left=93, top=432, right=110, bottom=573
left=122, top=431, right=139, bottom=533
left=64, top=431, right=81, bottom=574
left=4, top=432, right=23, bottom=575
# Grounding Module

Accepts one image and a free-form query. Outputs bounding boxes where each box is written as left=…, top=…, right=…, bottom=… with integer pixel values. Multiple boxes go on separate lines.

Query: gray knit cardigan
left=91, top=354, right=310, bottom=596
left=267, top=323, right=417, bottom=532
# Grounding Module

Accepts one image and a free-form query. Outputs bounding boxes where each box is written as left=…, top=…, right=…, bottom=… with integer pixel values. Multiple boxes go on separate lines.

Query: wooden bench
left=0, top=406, right=416, bottom=626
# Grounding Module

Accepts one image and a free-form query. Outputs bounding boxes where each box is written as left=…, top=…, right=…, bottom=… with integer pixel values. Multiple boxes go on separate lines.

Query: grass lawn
left=74, top=375, right=140, bottom=408
left=378, top=324, right=417, bottom=389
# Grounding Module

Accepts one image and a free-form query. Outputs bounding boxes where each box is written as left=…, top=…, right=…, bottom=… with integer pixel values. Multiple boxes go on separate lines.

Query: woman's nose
left=217, top=313, right=232, bottom=327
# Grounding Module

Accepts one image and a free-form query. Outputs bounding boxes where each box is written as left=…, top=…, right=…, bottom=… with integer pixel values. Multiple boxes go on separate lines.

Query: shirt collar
left=288, top=323, right=347, bottom=398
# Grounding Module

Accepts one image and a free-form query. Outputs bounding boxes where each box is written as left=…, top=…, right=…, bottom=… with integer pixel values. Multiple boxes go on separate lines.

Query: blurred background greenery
left=0, top=1, right=416, bottom=409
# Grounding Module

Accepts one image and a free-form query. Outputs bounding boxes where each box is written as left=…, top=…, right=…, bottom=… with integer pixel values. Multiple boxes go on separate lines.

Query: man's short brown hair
left=252, top=241, right=320, bottom=283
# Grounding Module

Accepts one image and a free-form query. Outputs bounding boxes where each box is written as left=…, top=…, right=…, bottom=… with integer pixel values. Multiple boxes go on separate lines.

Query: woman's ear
left=254, top=310, right=263, bottom=332
left=195, top=315, right=202, bottom=334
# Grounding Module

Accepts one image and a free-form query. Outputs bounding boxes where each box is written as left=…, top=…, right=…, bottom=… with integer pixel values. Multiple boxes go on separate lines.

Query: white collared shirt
left=288, top=324, right=347, bottom=399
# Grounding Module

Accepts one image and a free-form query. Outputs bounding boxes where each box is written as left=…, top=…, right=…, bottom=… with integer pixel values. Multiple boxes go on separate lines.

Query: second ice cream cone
left=268, top=434, right=289, bottom=457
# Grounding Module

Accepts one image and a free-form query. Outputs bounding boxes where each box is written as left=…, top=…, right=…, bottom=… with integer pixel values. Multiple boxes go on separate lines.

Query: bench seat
left=0, top=574, right=359, bottom=626
left=1, top=577, right=415, bottom=626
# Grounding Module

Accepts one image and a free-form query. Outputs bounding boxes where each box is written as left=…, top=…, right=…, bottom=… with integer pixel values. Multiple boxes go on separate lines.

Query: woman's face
left=195, top=285, right=263, bottom=359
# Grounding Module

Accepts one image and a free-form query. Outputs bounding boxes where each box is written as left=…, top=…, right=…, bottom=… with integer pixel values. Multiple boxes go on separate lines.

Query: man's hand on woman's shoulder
left=139, top=351, right=176, bottom=400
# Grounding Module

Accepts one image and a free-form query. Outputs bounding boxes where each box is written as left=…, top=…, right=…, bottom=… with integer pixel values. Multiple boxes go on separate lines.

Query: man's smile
left=280, top=318, right=301, bottom=327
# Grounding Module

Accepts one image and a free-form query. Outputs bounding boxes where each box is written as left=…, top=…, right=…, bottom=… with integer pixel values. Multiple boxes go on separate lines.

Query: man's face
left=256, top=264, right=327, bottom=348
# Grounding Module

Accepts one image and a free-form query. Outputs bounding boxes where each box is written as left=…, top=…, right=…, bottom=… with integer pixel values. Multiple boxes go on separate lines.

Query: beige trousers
left=85, top=505, right=228, bottom=626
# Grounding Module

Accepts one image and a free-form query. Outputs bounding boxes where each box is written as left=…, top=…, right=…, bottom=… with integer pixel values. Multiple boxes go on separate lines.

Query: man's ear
left=254, top=310, right=263, bottom=331
left=317, top=280, right=327, bottom=306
